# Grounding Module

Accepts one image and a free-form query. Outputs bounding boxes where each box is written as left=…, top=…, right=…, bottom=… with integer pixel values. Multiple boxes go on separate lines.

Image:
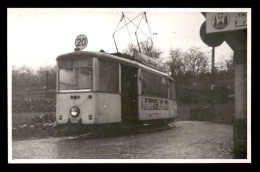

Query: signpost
left=200, top=21, right=225, bottom=117
left=75, top=34, right=88, bottom=50
left=201, top=12, right=248, bottom=159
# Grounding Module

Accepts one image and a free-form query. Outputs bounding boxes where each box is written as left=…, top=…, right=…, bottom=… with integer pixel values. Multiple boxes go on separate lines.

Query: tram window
left=78, top=67, right=93, bottom=89
left=141, top=70, right=151, bottom=95
left=59, top=67, right=93, bottom=90
left=168, top=81, right=176, bottom=100
left=59, top=58, right=93, bottom=68
left=99, top=59, right=119, bottom=93
left=151, top=74, right=160, bottom=97
left=59, top=69, right=75, bottom=90
left=172, top=82, right=177, bottom=100
left=161, top=77, right=168, bottom=98
left=169, top=81, right=173, bottom=99
left=75, top=58, right=93, bottom=67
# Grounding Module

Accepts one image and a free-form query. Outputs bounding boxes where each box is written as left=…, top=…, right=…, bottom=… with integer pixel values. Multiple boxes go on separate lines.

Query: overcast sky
left=8, top=8, right=236, bottom=71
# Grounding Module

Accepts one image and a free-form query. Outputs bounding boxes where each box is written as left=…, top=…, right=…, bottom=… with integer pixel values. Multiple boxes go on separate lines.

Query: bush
left=12, top=98, right=56, bottom=112
left=12, top=112, right=57, bottom=139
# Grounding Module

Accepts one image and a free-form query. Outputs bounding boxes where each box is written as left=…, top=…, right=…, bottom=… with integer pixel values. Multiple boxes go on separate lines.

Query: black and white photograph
left=8, top=8, right=251, bottom=163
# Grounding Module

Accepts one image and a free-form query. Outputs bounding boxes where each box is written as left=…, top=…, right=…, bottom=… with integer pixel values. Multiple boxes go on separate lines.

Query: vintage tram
left=56, top=49, right=177, bottom=131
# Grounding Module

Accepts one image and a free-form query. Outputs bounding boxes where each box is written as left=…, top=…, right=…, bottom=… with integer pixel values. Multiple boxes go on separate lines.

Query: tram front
left=55, top=51, right=122, bottom=128
left=56, top=52, right=95, bottom=126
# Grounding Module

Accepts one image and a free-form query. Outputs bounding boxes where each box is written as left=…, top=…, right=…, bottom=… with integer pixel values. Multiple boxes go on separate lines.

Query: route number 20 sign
left=75, top=34, right=88, bottom=50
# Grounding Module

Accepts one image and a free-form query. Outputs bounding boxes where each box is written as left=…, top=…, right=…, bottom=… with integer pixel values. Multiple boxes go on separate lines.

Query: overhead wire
left=135, top=13, right=144, bottom=52
left=123, top=12, right=133, bottom=49
left=112, top=12, right=155, bottom=53
left=144, top=12, right=154, bottom=51
left=124, top=14, right=152, bottom=42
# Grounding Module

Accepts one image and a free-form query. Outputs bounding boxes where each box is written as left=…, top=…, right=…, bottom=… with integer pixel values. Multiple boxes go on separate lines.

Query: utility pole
left=211, top=46, right=215, bottom=115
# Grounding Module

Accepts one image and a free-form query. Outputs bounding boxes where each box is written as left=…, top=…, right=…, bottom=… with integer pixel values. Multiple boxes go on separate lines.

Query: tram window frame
left=78, top=67, right=93, bottom=89
left=150, top=73, right=160, bottom=97
left=169, top=80, right=177, bottom=100
left=141, top=70, right=151, bottom=95
left=141, top=69, right=169, bottom=99
left=169, top=80, right=173, bottom=99
left=172, top=81, right=177, bottom=100
left=161, top=77, right=168, bottom=98
left=58, top=58, right=93, bottom=91
left=99, top=59, right=119, bottom=93
left=58, top=58, right=93, bottom=69
left=59, top=68, right=75, bottom=90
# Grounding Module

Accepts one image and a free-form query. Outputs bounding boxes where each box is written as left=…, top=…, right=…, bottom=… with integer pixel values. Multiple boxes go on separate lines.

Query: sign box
left=206, top=12, right=247, bottom=33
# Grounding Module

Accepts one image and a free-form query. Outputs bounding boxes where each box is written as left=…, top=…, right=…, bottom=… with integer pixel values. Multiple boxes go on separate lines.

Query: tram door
left=121, top=65, right=138, bottom=123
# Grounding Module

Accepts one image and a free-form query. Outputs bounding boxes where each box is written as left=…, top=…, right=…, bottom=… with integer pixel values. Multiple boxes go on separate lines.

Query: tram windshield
left=58, top=58, right=93, bottom=90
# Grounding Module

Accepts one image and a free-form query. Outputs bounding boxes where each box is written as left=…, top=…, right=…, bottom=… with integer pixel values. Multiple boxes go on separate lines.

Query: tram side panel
left=95, top=93, right=121, bottom=124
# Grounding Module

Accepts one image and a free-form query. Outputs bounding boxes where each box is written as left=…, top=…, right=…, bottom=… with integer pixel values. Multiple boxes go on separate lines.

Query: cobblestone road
left=12, top=121, right=234, bottom=159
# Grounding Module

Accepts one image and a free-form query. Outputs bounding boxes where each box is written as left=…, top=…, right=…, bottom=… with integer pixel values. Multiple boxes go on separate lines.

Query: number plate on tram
left=71, top=117, right=78, bottom=122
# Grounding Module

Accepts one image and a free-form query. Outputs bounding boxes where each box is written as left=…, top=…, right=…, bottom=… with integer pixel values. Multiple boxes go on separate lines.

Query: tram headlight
left=70, top=106, right=80, bottom=117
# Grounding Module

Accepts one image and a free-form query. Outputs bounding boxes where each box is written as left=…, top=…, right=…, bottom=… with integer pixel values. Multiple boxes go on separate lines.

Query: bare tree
left=123, top=40, right=163, bottom=60
left=182, top=47, right=209, bottom=75
left=12, top=65, right=36, bottom=87
left=36, top=66, right=56, bottom=89
left=216, top=56, right=228, bottom=71
left=166, top=48, right=184, bottom=81
left=167, top=47, right=210, bottom=88
left=225, top=58, right=234, bottom=73
left=139, top=40, right=163, bottom=60
left=122, top=43, right=134, bottom=56
left=12, top=65, right=56, bottom=89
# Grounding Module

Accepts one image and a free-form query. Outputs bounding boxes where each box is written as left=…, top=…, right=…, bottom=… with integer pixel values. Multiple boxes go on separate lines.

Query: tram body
left=56, top=51, right=177, bottom=128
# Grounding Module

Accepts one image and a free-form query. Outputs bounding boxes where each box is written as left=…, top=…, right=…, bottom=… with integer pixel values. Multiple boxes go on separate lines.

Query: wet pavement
left=12, top=121, right=234, bottom=159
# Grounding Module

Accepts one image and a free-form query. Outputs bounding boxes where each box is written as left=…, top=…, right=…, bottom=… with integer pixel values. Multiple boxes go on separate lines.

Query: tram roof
left=56, top=51, right=175, bottom=82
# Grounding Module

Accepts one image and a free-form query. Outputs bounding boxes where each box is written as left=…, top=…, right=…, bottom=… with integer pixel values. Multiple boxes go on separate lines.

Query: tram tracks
left=64, top=123, right=176, bottom=140
left=13, top=121, right=176, bottom=141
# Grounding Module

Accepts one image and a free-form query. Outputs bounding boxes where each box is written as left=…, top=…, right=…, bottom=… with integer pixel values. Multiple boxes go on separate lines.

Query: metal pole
left=211, top=46, right=215, bottom=114
left=135, top=31, right=141, bottom=52
left=234, top=49, right=247, bottom=158
left=112, top=34, right=119, bottom=53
